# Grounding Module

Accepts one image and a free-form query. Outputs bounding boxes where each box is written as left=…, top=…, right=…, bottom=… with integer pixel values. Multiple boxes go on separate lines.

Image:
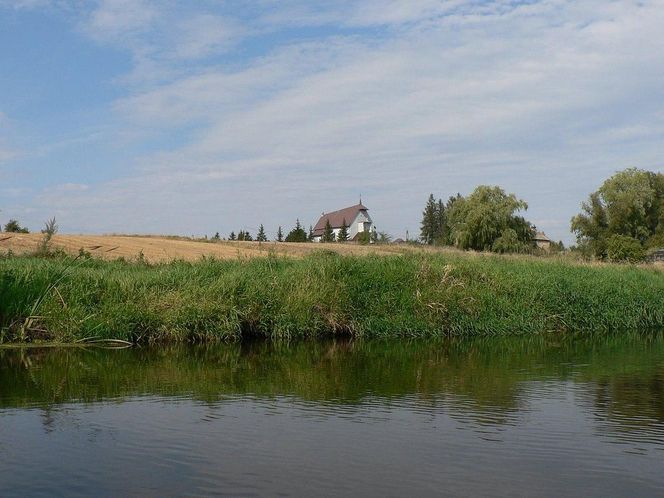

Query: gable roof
left=313, top=203, right=369, bottom=236
left=534, top=231, right=551, bottom=242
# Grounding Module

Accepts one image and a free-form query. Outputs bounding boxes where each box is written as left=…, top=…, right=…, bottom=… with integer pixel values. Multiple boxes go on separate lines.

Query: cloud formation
left=2, top=0, right=663, bottom=241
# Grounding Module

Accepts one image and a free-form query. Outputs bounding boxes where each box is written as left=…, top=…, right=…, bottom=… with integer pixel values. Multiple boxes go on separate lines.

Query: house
left=534, top=231, right=552, bottom=251
left=312, top=202, right=373, bottom=242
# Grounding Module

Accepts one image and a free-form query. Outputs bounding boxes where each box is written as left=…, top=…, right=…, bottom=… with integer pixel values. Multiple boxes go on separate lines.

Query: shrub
left=606, top=234, right=645, bottom=263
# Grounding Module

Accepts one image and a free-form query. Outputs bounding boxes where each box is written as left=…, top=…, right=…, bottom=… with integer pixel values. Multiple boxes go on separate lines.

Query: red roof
left=313, top=203, right=369, bottom=236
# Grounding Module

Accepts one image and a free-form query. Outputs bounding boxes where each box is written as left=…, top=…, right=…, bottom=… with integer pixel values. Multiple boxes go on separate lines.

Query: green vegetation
left=285, top=219, right=308, bottom=242
left=571, top=168, right=664, bottom=261
left=2, top=334, right=664, bottom=426
left=4, top=219, right=29, bottom=233
left=420, top=186, right=534, bottom=253
left=338, top=218, right=349, bottom=242
left=322, top=219, right=335, bottom=242
left=1, top=250, right=663, bottom=344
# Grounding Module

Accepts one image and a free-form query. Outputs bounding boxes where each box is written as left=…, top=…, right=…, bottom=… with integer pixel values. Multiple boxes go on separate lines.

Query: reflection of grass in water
left=1, top=252, right=664, bottom=343
left=1, top=333, right=663, bottom=433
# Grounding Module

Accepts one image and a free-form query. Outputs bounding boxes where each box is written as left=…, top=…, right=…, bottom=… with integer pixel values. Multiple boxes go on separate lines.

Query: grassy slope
left=1, top=251, right=663, bottom=343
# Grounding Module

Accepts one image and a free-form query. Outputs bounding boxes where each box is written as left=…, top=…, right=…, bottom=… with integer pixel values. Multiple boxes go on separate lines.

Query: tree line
left=418, top=167, right=663, bottom=262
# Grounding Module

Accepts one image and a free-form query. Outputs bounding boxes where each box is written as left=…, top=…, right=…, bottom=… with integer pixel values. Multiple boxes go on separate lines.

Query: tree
left=377, top=231, right=392, bottom=244
left=321, top=219, right=335, bottom=242
left=308, top=225, right=314, bottom=242
left=4, top=219, right=29, bottom=233
left=337, top=218, right=349, bottom=242
left=212, top=232, right=220, bottom=241
left=285, top=219, right=308, bottom=242
left=229, top=231, right=236, bottom=241
left=571, top=168, right=664, bottom=259
left=276, top=226, right=283, bottom=242
left=606, top=234, right=645, bottom=263
left=447, top=185, right=534, bottom=252
left=420, top=194, right=448, bottom=244
left=237, top=231, right=245, bottom=241
left=256, top=224, right=267, bottom=242
left=420, top=194, right=438, bottom=244
left=243, top=231, right=253, bottom=241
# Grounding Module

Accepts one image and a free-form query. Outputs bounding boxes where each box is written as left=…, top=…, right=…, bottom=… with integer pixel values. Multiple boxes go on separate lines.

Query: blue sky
left=1, top=0, right=663, bottom=243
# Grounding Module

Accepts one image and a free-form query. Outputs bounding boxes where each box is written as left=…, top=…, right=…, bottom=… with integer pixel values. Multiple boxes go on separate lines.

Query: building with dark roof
left=312, top=203, right=373, bottom=242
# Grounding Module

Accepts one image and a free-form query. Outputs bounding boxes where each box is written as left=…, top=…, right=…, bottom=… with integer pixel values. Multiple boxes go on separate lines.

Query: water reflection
left=1, top=334, right=664, bottom=496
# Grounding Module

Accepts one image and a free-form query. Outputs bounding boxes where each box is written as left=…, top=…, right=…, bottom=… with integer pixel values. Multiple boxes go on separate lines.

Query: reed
left=1, top=251, right=663, bottom=343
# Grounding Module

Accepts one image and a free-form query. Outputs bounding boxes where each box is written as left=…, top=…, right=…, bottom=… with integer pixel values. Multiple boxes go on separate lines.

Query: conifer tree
left=420, top=194, right=438, bottom=244
left=338, top=218, right=349, bottom=242
left=277, top=226, right=283, bottom=242
left=237, top=231, right=245, bottom=241
left=308, top=225, right=314, bottom=241
left=322, top=219, right=335, bottom=242
left=257, top=224, right=267, bottom=242
left=244, top=231, right=253, bottom=241
left=229, top=231, right=236, bottom=241
left=285, top=219, right=308, bottom=242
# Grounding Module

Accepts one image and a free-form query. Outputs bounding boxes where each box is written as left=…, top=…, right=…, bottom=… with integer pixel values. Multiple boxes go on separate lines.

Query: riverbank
left=1, top=252, right=663, bottom=343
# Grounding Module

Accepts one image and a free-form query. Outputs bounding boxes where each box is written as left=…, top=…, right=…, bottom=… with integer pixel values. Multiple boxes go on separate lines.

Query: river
left=1, top=334, right=663, bottom=496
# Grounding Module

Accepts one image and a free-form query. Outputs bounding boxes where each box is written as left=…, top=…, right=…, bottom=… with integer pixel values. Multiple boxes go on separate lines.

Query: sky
left=1, top=0, right=663, bottom=243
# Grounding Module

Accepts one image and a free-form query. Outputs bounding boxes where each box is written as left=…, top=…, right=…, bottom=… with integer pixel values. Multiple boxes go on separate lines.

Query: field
left=0, top=232, right=414, bottom=262
left=1, top=247, right=664, bottom=344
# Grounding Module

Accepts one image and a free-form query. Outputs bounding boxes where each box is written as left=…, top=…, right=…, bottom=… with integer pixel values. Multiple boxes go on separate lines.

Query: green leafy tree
left=448, top=186, right=534, bottom=252
left=256, top=224, right=267, bottom=242
left=606, top=234, right=646, bottom=263
left=285, top=219, right=308, bottom=242
left=337, top=218, right=349, bottom=242
left=571, top=168, right=664, bottom=258
left=276, top=226, right=283, bottom=242
left=4, top=219, right=29, bottom=233
left=243, top=231, right=253, bottom=241
left=321, top=219, right=335, bottom=242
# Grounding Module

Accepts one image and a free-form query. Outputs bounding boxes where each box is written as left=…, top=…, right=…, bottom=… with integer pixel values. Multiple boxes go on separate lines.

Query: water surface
left=1, top=335, right=664, bottom=497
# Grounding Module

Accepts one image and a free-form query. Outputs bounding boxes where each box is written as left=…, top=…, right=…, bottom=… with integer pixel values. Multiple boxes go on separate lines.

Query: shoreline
left=1, top=251, right=664, bottom=344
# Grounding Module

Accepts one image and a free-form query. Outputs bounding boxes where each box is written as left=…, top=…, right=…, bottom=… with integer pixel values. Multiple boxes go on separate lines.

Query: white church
left=311, top=202, right=374, bottom=242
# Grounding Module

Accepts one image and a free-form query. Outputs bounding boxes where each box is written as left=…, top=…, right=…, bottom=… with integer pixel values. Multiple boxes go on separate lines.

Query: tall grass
left=1, top=251, right=663, bottom=343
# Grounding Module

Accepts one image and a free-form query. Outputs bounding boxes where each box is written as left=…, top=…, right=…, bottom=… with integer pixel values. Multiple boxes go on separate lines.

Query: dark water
left=1, top=335, right=664, bottom=497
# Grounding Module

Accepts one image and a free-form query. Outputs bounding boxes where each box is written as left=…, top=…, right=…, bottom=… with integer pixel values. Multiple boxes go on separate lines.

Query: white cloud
left=9, top=0, right=664, bottom=242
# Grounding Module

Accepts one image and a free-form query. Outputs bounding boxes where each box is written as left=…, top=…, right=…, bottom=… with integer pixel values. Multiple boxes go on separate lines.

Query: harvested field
left=0, top=232, right=422, bottom=262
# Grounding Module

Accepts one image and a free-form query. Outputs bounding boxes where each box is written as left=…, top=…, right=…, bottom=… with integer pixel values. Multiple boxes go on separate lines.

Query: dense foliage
left=421, top=186, right=535, bottom=253
left=285, top=219, right=308, bottom=242
left=2, top=252, right=663, bottom=344
left=4, top=219, right=29, bottom=233
left=571, top=168, right=664, bottom=260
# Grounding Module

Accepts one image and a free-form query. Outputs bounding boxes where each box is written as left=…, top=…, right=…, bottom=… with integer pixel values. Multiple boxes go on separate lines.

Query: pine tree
left=256, top=224, right=267, bottom=242
left=338, top=218, right=349, bottom=242
left=237, top=231, right=245, bottom=241
left=212, top=232, right=220, bottom=241
left=244, top=231, right=253, bottom=241
left=229, top=231, right=236, bottom=241
left=308, top=225, right=314, bottom=241
left=322, top=219, right=335, bottom=242
left=420, top=194, right=438, bottom=244
left=277, top=226, right=283, bottom=242
left=285, top=219, right=308, bottom=242
left=435, top=198, right=447, bottom=243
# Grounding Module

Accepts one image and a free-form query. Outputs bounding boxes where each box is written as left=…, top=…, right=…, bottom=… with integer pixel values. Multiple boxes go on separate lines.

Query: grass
left=0, top=250, right=663, bottom=343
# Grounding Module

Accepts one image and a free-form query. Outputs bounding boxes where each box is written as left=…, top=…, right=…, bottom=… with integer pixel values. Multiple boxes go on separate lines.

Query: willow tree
left=571, top=168, right=664, bottom=258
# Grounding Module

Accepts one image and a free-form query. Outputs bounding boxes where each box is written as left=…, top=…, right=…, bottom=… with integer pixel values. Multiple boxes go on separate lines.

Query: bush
left=4, top=219, right=29, bottom=233
left=606, top=235, right=645, bottom=263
